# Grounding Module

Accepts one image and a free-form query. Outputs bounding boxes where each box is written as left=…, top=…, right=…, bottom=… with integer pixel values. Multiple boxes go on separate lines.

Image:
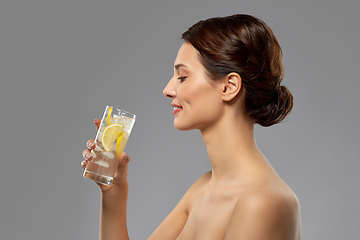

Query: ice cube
left=94, top=145, right=102, bottom=152
left=95, top=160, right=109, bottom=168
left=103, top=150, right=115, bottom=160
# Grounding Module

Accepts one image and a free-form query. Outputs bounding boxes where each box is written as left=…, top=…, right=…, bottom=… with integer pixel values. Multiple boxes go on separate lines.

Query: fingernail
left=85, top=153, right=92, bottom=160
left=88, top=142, right=94, bottom=149
left=124, top=154, right=128, bottom=160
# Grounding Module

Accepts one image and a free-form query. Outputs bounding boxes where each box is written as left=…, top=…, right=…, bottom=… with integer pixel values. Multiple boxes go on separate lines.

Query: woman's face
left=163, top=42, right=224, bottom=131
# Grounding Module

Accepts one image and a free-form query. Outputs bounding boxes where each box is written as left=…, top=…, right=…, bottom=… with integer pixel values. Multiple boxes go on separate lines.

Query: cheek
left=192, top=90, right=222, bottom=117
left=178, top=84, right=195, bottom=103
left=178, top=77, right=221, bottom=111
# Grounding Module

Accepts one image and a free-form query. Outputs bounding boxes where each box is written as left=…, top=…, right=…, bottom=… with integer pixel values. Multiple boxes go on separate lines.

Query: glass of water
left=83, top=106, right=136, bottom=185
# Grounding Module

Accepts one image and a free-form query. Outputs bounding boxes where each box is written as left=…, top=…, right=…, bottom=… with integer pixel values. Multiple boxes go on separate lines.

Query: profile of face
left=163, top=42, right=226, bottom=132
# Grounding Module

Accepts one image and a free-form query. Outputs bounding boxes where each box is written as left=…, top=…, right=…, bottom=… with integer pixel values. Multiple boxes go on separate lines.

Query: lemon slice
left=101, top=123, right=124, bottom=152
left=106, top=106, right=113, bottom=125
left=116, top=132, right=129, bottom=159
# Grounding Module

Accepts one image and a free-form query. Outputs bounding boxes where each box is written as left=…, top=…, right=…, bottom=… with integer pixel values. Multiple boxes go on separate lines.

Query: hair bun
left=253, top=85, right=294, bottom=127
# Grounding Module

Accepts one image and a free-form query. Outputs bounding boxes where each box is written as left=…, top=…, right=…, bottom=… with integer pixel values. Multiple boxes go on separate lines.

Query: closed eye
left=177, top=76, right=187, bottom=82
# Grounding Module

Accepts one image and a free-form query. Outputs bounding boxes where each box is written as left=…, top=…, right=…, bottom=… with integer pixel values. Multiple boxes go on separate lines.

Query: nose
left=163, top=77, right=176, bottom=99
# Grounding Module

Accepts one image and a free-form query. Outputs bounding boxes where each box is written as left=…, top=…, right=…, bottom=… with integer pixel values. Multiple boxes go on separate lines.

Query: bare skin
left=81, top=42, right=301, bottom=240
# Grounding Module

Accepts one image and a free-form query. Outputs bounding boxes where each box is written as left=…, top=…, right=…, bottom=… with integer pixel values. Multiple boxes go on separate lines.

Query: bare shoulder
left=225, top=180, right=301, bottom=240
left=183, top=171, right=212, bottom=202
left=190, top=171, right=212, bottom=189
left=238, top=181, right=300, bottom=216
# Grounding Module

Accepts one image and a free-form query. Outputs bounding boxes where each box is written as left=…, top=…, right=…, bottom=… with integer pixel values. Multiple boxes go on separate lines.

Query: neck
left=200, top=112, right=272, bottom=184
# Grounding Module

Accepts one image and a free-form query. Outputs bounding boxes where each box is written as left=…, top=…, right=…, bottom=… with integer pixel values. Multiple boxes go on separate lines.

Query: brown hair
left=182, top=14, right=293, bottom=127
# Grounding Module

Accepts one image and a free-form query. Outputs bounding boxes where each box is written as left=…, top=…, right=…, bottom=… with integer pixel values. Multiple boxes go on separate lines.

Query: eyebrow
left=174, top=63, right=188, bottom=70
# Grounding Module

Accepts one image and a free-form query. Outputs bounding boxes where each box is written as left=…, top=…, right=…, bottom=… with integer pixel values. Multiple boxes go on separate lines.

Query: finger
left=87, top=139, right=96, bottom=150
left=81, top=160, right=88, bottom=169
left=82, top=149, right=93, bottom=161
left=94, top=119, right=101, bottom=130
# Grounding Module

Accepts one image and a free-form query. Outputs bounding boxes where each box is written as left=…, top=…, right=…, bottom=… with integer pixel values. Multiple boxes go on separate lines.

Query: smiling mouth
left=171, top=104, right=183, bottom=115
left=171, top=103, right=182, bottom=109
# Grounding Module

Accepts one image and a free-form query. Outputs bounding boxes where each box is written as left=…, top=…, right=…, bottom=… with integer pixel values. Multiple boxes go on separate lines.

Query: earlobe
left=222, top=73, right=242, bottom=102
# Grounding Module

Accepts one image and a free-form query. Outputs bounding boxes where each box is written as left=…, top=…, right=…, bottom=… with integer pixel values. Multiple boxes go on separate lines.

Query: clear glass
left=83, top=106, right=136, bottom=185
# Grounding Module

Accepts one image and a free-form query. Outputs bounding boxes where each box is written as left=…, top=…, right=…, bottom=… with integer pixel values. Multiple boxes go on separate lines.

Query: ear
left=221, top=73, right=242, bottom=102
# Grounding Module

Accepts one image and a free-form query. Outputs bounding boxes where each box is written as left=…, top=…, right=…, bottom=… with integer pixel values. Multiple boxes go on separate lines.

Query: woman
left=82, top=14, right=301, bottom=240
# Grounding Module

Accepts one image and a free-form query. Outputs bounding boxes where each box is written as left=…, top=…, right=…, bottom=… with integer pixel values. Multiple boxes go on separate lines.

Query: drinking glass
left=83, top=106, right=136, bottom=185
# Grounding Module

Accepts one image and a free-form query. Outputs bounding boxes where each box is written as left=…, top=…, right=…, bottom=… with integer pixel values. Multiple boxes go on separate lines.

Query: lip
left=171, top=103, right=182, bottom=115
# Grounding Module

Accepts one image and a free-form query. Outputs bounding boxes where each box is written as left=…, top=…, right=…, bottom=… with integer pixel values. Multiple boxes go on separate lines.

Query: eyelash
left=177, top=77, right=187, bottom=82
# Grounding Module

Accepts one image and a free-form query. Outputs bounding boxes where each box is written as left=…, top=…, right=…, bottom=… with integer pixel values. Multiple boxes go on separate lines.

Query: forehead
left=174, top=42, right=204, bottom=71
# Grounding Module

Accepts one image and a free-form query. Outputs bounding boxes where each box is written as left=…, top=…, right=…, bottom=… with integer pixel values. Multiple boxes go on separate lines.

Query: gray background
left=0, top=0, right=359, bottom=239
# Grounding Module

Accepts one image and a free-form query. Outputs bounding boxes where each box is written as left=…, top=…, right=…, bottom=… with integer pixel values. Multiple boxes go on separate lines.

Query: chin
left=174, top=124, right=191, bottom=131
left=173, top=120, right=195, bottom=131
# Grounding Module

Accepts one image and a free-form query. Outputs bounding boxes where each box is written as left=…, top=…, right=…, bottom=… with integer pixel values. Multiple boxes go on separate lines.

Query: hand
left=81, top=119, right=130, bottom=192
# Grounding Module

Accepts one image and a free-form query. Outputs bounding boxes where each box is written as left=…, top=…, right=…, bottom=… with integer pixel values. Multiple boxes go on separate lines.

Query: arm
left=100, top=180, right=129, bottom=240
left=225, top=189, right=301, bottom=240
left=82, top=119, right=131, bottom=240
